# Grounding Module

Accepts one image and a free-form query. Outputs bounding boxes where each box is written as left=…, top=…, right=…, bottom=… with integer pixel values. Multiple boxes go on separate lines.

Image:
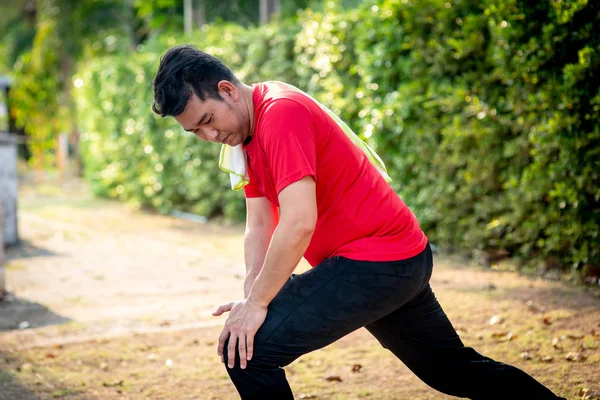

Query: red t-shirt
left=243, top=82, right=427, bottom=267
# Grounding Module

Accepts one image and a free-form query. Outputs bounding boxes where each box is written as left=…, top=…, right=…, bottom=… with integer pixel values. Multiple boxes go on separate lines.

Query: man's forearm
left=247, top=222, right=313, bottom=307
left=243, top=225, right=273, bottom=298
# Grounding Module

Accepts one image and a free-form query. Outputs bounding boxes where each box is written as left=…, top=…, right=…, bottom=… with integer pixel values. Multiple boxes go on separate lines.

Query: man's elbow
left=282, top=214, right=316, bottom=239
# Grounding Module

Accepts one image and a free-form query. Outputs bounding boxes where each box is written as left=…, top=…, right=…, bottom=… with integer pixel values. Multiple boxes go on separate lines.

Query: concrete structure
left=0, top=134, right=18, bottom=247
left=0, top=202, right=4, bottom=300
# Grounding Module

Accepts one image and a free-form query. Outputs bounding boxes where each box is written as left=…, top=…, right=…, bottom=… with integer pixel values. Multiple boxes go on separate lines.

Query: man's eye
left=207, top=116, right=213, bottom=124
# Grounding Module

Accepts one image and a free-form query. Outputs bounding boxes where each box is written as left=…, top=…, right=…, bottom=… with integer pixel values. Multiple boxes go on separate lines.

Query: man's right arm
left=244, top=196, right=279, bottom=298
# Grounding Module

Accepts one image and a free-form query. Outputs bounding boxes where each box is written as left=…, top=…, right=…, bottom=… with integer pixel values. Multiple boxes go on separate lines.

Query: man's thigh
left=248, top=249, right=432, bottom=369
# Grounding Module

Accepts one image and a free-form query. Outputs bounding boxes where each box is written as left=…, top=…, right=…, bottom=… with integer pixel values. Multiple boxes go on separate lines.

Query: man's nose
left=202, top=128, right=219, bottom=142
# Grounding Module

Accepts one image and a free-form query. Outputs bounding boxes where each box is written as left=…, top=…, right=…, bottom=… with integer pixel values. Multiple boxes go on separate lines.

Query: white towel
left=218, top=82, right=392, bottom=191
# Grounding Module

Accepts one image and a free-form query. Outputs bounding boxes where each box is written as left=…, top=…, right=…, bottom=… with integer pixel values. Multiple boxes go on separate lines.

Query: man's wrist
left=246, top=292, right=269, bottom=309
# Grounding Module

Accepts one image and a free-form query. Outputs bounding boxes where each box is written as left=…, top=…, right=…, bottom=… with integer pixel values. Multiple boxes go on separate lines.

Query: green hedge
left=75, top=0, right=599, bottom=270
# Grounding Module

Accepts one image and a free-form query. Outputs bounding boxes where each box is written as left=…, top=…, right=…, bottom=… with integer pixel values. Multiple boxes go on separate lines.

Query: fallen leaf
left=45, top=353, right=56, bottom=359
left=525, top=300, right=546, bottom=313
left=103, top=380, right=124, bottom=387
left=579, top=388, right=600, bottom=399
left=351, top=364, right=363, bottom=373
left=552, top=337, right=562, bottom=350
left=489, top=315, right=503, bottom=325
left=19, top=363, right=32, bottom=372
left=325, top=375, right=343, bottom=382
left=539, top=355, right=554, bottom=363
left=565, top=352, right=587, bottom=362
left=563, top=333, right=584, bottom=340
left=520, top=352, right=532, bottom=360
left=159, top=321, right=171, bottom=327
left=299, top=394, right=318, bottom=399
left=542, top=316, right=552, bottom=325
left=100, top=362, right=108, bottom=370
left=491, top=331, right=515, bottom=342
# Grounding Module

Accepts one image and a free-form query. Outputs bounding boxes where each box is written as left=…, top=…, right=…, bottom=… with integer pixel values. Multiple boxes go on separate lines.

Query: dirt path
left=0, top=181, right=598, bottom=399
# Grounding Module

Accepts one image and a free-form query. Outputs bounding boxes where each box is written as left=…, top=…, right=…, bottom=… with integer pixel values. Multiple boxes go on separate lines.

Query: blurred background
left=0, top=0, right=598, bottom=297
left=0, top=2, right=598, bottom=399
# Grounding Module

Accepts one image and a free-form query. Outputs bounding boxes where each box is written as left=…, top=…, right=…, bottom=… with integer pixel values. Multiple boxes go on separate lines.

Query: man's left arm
left=214, top=176, right=317, bottom=369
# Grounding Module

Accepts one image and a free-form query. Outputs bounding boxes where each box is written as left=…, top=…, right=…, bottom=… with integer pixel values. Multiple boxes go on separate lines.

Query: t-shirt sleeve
left=259, top=99, right=317, bottom=195
left=243, top=174, right=263, bottom=198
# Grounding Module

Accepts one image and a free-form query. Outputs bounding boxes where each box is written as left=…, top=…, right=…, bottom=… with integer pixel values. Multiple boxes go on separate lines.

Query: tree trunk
left=194, top=0, right=206, bottom=28
left=184, top=0, right=193, bottom=34
left=260, top=0, right=280, bottom=24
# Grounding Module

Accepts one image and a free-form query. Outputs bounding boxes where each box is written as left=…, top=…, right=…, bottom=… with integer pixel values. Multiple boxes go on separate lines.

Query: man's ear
left=218, top=80, right=238, bottom=101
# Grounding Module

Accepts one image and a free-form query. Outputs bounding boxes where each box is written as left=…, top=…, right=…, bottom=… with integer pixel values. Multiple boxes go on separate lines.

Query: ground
left=0, top=180, right=598, bottom=400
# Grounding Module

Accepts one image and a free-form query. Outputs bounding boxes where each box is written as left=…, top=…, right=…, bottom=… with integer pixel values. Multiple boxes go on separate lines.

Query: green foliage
left=75, top=0, right=599, bottom=269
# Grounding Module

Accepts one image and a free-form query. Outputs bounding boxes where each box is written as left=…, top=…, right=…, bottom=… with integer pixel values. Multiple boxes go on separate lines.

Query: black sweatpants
left=223, top=244, right=563, bottom=399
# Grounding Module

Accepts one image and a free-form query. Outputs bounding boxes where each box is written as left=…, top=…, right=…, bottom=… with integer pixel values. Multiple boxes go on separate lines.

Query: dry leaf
left=19, top=363, right=32, bottom=372
left=540, top=355, right=554, bottom=363
left=520, top=352, right=532, bottom=360
left=542, top=316, right=552, bottom=325
left=552, top=337, right=562, bottom=350
left=563, top=333, right=584, bottom=340
left=489, top=315, right=503, bottom=325
left=565, top=352, right=587, bottom=362
left=299, top=394, right=318, bottom=399
left=352, top=364, right=363, bottom=373
left=103, top=380, right=124, bottom=387
left=325, top=375, right=343, bottom=382
left=579, top=388, right=600, bottom=399
left=491, top=331, right=515, bottom=342
left=45, top=352, right=56, bottom=359
left=526, top=300, right=546, bottom=313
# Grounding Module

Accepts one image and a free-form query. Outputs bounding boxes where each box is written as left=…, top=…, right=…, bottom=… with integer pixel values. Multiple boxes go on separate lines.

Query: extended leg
left=366, top=284, right=565, bottom=399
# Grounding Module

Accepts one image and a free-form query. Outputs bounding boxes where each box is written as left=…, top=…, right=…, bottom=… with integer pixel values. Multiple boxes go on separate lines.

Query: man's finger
left=246, top=333, right=254, bottom=362
left=238, top=335, right=247, bottom=369
left=212, top=302, right=234, bottom=316
left=217, top=328, right=230, bottom=357
left=227, top=334, right=238, bottom=369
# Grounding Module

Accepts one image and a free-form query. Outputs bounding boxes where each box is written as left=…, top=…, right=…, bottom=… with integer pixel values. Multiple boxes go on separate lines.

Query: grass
left=1, top=178, right=597, bottom=400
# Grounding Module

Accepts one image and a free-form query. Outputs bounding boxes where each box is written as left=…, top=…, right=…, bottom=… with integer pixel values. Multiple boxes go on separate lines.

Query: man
left=152, top=45, right=564, bottom=400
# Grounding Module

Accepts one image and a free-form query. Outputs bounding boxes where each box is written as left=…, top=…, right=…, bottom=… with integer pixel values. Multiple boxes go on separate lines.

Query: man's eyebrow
left=184, top=113, right=207, bottom=131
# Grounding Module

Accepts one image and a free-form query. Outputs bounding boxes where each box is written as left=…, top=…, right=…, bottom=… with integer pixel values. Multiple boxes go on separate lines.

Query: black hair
left=152, top=45, right=240, bottom=117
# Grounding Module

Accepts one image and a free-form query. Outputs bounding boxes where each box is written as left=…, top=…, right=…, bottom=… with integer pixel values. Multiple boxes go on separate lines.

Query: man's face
left=175, top=83, right=249, bottom=146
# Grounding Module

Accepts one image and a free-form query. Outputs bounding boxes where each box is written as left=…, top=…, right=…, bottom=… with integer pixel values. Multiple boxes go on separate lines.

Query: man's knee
left=221, top=342, right=273, bottom=374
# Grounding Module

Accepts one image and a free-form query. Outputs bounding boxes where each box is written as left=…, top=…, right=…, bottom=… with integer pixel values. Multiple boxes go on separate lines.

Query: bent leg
left=366, top=284, right=564, bottom=399
left=225, top=249, right=433, bottom=399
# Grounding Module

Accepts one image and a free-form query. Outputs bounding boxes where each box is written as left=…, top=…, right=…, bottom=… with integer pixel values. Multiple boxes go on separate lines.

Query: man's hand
left=212, top=299, right=268, bottom=369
